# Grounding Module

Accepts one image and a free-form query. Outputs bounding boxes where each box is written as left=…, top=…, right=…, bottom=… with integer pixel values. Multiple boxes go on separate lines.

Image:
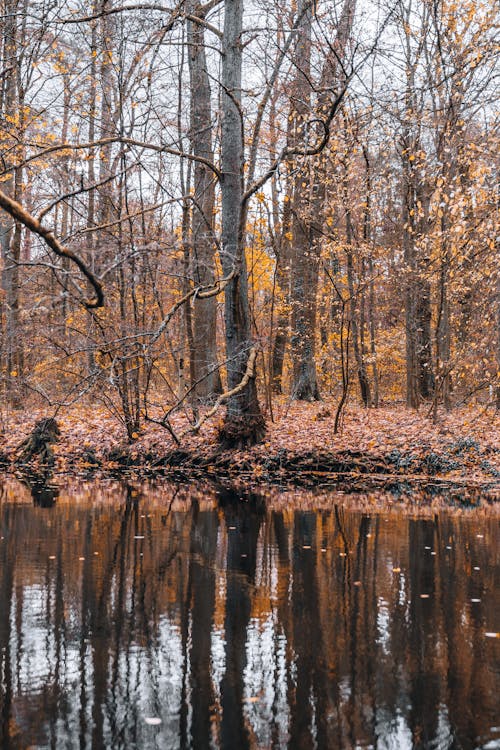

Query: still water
left=0, top=478, right=499, bottom=750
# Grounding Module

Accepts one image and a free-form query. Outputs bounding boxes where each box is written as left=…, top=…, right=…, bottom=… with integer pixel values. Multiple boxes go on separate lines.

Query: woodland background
left=0, top=0, right=498, bottom=448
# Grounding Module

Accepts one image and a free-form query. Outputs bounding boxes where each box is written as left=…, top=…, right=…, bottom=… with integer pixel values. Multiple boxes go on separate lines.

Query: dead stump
left=16, top=418, right=61, bottom=466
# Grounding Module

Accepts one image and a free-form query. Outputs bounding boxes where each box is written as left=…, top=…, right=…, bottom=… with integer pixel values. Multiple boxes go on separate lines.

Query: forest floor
left=1, top=399, right=499, bottom=500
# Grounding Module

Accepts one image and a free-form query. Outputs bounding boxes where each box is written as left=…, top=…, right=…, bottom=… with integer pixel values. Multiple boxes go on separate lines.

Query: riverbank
left=1, top=401, right=499, bottom=499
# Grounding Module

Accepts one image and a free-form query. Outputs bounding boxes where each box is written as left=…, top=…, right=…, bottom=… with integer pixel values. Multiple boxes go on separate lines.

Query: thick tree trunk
left=401, top=15, right=433, bottom=408
left=288, top=1, right=321, bottom=401
left=187, top=7, right=222, bottom=399
left=218, top=0, right=265, bottom=447
left=288, top=0, right=357, bottom=401
left=0, top=0, right=24, bottom=397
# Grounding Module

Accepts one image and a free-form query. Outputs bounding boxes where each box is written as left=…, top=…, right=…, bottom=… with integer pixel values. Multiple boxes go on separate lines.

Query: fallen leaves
left=0, top=401, right=498, bottom=496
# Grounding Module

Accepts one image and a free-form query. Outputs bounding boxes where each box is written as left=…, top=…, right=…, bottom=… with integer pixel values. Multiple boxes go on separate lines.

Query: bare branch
left=58, top=2, right=183, bottom=24
left=11, top=136, right=221, bottom=180
left=149, top=268, right=237, bottom=344
left=0, top=189, right=104, bottom=308
left=184, top=13, right=222, bottom=38
left=181, top=347, right=258, bottom=436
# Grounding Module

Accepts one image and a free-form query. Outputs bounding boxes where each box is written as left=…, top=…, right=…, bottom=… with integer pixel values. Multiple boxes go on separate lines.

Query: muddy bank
left=1, top=441, right=498, bottom=502
left=0, top=404, right=498, bottom=501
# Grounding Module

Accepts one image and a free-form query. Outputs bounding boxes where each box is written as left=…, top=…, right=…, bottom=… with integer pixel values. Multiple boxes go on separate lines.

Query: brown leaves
left=0, top=401, right=498, bottom=493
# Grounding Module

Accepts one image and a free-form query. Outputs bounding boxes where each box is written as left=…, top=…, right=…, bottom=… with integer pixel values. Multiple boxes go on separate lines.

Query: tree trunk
left=288, top=0, right=321, bottom=401
left=0, top=0, right=24, bottom=398
left=218, top=0, right=265, bottom=447
left=401, top=11, right=433, bottom=408
left=187, top=6, right=222, bottom=399
left=343, top=159, right=371, bottom=407
left=288, top=0, right=357, bottom=401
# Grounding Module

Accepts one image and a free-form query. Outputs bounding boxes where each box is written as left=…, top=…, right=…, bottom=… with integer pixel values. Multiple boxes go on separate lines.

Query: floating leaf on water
left=144, top=717, right=162, bottom=725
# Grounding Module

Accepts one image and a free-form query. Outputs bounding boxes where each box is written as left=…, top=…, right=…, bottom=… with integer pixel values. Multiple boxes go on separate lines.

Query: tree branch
left=181, top=347, right=258, bottom=436
left=11, top=136, right=221, bottom=180
left=0, top=189, right=104, bottom=308
left=149, top=268, right=237, bottom=344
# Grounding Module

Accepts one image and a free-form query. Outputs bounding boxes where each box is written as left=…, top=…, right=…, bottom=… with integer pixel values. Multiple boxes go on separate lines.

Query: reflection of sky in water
left=0, top=484, right=499, bottom=749
left=244, top=617, right=290, bottom=749
left=375, top=710, right=414, bottom=750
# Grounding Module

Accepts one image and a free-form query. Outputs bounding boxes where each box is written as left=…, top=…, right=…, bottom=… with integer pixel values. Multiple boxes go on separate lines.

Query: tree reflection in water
left=0, top=479, right=498, bottom=749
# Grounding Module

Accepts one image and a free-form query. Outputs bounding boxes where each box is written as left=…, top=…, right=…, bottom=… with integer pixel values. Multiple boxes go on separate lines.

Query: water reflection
left=0, top=479, right=498, bottom=749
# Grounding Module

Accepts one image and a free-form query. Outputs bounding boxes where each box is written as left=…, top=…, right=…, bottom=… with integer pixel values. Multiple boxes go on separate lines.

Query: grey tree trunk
left=218, top=0, right=265, bottom=447
left=288, top=0, right=320, bottom=401
left=270, top=110, right=294, bottom=394
left=187, top=6, right=222, bottom=399
left=401, top=9, right=434, bottom=408
left=344, top=199, right=371, bottom=407
left=0, top=0, right=24, bottom=398
left=288, top=0, right=357, bottom=401
left=97, top=0, right=117, bottom=235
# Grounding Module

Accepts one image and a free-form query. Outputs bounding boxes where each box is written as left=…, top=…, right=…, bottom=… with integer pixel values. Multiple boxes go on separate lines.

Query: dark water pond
left=0, top=478, right=499, bottom=750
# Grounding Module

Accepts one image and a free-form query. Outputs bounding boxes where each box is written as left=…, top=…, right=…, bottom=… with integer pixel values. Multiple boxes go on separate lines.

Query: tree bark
left=0, top=0, right=24, bottom=396
left=288, top=0, right=320, bottom=401
left=187, top=5, right=222, bottom=399
left=218, top=0, right=265, bottom=447
left=288, top=0, right=357, bottom=401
